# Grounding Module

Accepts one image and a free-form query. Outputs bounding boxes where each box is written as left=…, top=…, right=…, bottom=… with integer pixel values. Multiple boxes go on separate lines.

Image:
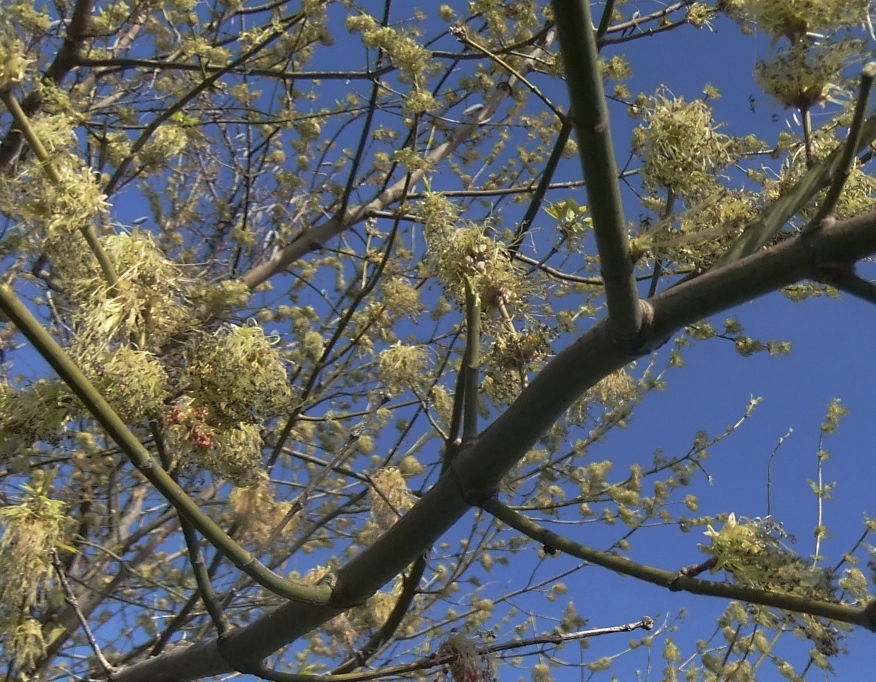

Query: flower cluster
left=632, top=94, right=734, bottom=200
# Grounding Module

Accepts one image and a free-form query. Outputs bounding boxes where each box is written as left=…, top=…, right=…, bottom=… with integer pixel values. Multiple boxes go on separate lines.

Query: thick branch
left=552, top=0, right=640, bottom=342
left=110, top=210, right=876, bottom=682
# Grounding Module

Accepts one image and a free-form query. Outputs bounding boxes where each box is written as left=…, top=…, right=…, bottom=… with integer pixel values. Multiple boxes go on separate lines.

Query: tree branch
left=0, top=285, right=333, bottom=607
left=0, top=89, right=120, bottom=290
left=109, top=210, right=876, bottom=682
left=711, top=113, right=876, bottom=269
left=239, top=29, right=558, bottom=289
left=0, top=0, right=95, bottom=169
left=481, top=498, right=875, bottom=630
left=552, top=0, right=641, bottom=342
left=810, top=62, right=876, bottom=227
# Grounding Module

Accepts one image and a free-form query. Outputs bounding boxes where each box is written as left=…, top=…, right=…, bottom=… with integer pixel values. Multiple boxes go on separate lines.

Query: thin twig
left=246, top=616, right=655, bottom=682
left=50, top=548, right=117, bottom=678
left=332, top=554, right=428, bottom=674
left=813, top=424, right=828, bottom=566
left=266, top=393, right=391, bottom=549
left=766, top=428, right=793, bottom=518
left=450, top=26, right=564, bottom=121
left=0, top=90, right=120, bottom=289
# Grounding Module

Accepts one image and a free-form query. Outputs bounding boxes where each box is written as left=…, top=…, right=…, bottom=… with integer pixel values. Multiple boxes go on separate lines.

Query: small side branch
left=481, top=497, right=876, bottom=631
left=462, top=277, right=481, bottom=444
left=810, top=62, right=876, bottom=227
left=240, top=615, right=654, bottom=682
left=510, top=119, right=573, bottom=254
left=818, top=267, right=876, bottom=305
left=552, top=0, right=641, bottom=342
left=51, top=548, right=117, bottom=678
left=180, top=518, right=231, bottom=635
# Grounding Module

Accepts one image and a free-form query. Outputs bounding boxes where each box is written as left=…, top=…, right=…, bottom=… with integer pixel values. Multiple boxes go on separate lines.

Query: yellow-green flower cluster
left=378, top=343, right=429, bottom=390
left=69, top=231, right=188, bottom=350
left=229, top=474, right=296, bottom=544
left=0, top=477, right=69, bottom=670
left=743, top=0, right=869, bottom=42
left=164, top=323, right=296, bottom=485
left=419, top=192, right=523, bottom=308
left=138, top=124, right=188, bottom=169
left=28, top=158, right=107, bottom=239
left=185, top=323, right=294, bottom=426
left=369, top=467, right=413, bottom=533
left=439, top=631, right=496, bottom=682
left=190, top=421, right=264, bottom=487
left=81, top=347, right=170, bottom=424
left=632, top=95, right=733, bottom=200
left=701, top=514, right=834, bottom=598
left=636, top=190, right=757, bottom=269
left=756, top=39, right=864, bottom=107
left=0, top=31, right=26, bottom=90
left=0, top=380, right=70, bottom=457
left=360, top=25, right=432, bottom=79
left=188, top=279, right=252, bottom=316
left=347, top=13, right=435, bottom=114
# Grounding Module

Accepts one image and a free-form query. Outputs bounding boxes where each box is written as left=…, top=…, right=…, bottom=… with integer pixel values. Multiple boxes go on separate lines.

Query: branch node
left=608, top=300, right=668, bottom=355
left=813, top=259, right=855, bottom=284
left=862, top=600, right=876, bottom=631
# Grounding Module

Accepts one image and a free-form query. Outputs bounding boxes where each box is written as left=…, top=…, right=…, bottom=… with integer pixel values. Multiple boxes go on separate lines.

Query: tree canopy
left=1, top=1, right=876, bottom=681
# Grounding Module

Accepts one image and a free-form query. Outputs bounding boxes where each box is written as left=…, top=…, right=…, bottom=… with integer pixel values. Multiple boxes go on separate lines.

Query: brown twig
left=50, top=548, right=117, bottom=678
left=242, top=616, right=656, bottom=682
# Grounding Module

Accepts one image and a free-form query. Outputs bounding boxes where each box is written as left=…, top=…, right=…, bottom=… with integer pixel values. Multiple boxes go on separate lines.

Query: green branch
left=816, top=263, right=876, bottom=305
left=510, top=119, right=573, bottom=254
left=0, top=284, right=333, bottom=606
left=109, top=210, right=876, bottom=681
left=180, top=516, right=231, bottom=635
left=482, top=497, right=876, bottom=630
left=462, top=276, right=481, bottom=445
left=332, top=555, right=427, bottom=674
left=0, top=89, right=119, bottom=289
left=552, top=0, right=641, bottom=343
left=595, top=0, right=617, bottom=41
left=712, top=112, right=876, bottom=269
left=811, top=62, right=876, bottom=227
left=445, top=278, right=482, bottom=471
